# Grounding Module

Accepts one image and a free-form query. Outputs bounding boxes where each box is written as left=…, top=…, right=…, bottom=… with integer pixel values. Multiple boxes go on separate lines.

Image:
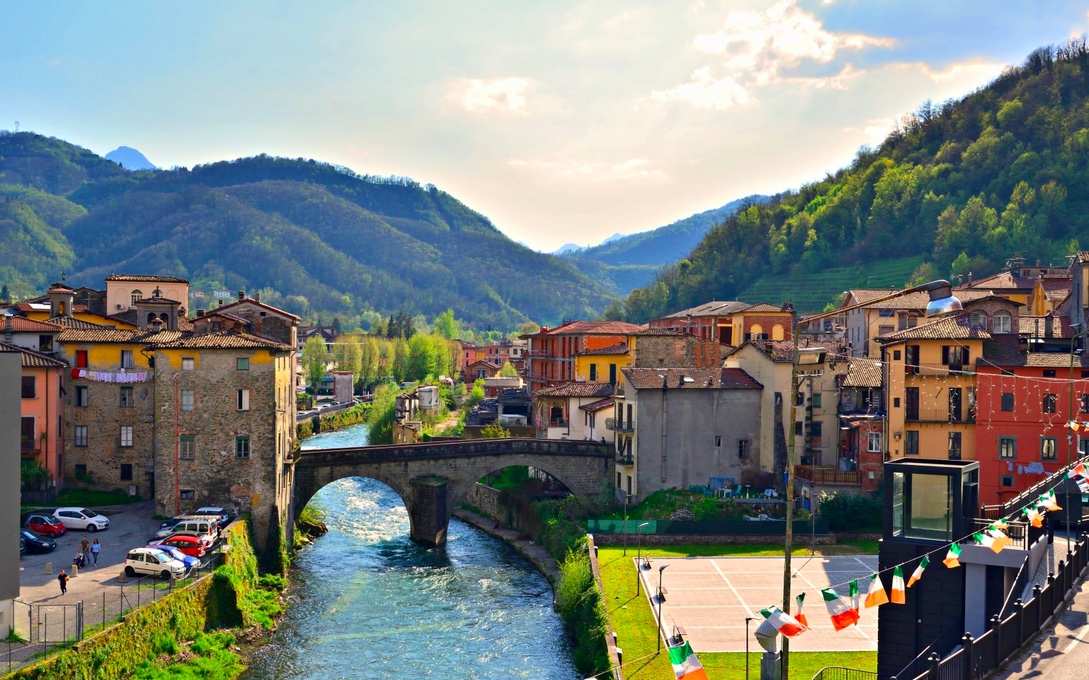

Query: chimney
left=4, top=313, right=12, bottom=344
left=1045, top=313, right=1054, bottom=339
left=238, top=291, right=245, bottom=301
left=196, top=309, right=205, bottom=317
left=150, top=318, right=164, bottom=332
left=967, top=271, right=972, bottom=285
left=957, top=274, right=963, bottom=286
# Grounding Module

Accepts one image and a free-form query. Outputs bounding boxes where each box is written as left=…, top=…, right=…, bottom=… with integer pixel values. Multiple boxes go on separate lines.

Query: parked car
left=53, top=507, right=109, bottom=532
left=148, top=534, right=206, bottom=559
left=154, top=518, right=216, bottom=548
left=20, top=529, right=57, bottom=554
left=19, top=535, right=25, bottom=555
left=151, top=544, right=201, bottom=571
left=193, top=507, right=232, bottom=531
left=24, top=514, right=67, bottom=537
left=124, top=548, right=186, bottom=580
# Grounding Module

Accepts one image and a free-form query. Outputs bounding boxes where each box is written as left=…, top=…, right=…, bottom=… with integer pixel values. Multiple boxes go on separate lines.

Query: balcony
left=904, top=363, right=975, bottom=376
left=905, top=407, right=975, bottom=424
left=606, top=417, right=633, bottom=433
left=794, top=465, right=860, bottom=486
left=615, top=452, right=634, bottom=466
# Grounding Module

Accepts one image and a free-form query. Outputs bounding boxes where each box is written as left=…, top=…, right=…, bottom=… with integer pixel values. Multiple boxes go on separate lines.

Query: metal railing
left=905, top=407, right=975, bottom=423
left=812, top=667, right=878, bottom=680
left=794, top=465, right=861, bottom=485
left=605, top=418, right=633, bottom=433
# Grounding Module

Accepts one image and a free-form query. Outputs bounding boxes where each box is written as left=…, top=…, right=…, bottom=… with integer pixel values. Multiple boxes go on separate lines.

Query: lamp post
left=745, top=616, right=756, bottom=680
left=780, top=279, right=962, bottom=680
left=657, top=564, right=669, bottom=652
left=1067, top=323, right=1089, bottom=555
left=636, top=522, right=649, bottom=594
left=623, top=492, right=630, bottom=556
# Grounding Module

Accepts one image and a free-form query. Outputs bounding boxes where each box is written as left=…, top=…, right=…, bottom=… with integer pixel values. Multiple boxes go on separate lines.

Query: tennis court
left=637, top=555, right=880, bottom=653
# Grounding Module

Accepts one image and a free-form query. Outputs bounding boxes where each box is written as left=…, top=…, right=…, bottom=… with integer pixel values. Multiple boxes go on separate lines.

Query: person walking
left=80, top=536, right=90, bottom=562
left=91, top=538, right=101, bottom=565
left=58, top=569, right=68, bottom=595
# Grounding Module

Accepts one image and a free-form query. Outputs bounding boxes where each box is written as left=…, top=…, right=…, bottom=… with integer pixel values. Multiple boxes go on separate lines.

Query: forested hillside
left=614, top=40, right=1089, bottom=319
left=0, top=136, right=615, bottom=330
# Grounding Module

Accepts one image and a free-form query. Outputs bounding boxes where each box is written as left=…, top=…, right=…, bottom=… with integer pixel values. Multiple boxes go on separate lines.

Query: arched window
left=749, top=324, right=765, bottom=341
left=993, top=310, right=1012, bottom=334
left=771, top=324, right=785, bottom=341
left=130, top=290, right=143, bottom=306
left=147, top=313, right=157, bottom=325
left=969, top=310, right=989, bottom=330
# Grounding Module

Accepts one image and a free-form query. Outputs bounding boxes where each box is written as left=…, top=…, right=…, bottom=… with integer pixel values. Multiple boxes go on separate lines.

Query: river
left=241, top=423, right=580, bottom=679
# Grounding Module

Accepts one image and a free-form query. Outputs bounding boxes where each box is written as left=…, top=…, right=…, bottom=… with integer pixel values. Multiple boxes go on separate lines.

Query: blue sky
left=3, top=1, right=1089, bottom=251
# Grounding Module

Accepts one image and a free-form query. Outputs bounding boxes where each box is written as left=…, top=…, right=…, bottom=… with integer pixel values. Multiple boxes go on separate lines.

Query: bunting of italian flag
left=907, top=556, right=929, bottom=588
left=758, top=606, right=808, bottom=637
left=849, top=579, right=860, bottom=616
left=864, top=573, right=889, bottom=608
left=1077, top=476, right=1089, bottom=494
left=943, top=543, right=962, bottom=568
left=890, top=567, right=906, bottom=604
left=822, top=588, right=860, bottom=631
left=795, top=593, right=808, bottom=629
left=1023, top=506, right=1043, bottom=528
left=668, top=640, right=709, bottom=680
left=986, top=526, right=1011, bottom=553
left=1040, top=489, right=1062, bottom=512
left=973, top=531, right=994, bottom=550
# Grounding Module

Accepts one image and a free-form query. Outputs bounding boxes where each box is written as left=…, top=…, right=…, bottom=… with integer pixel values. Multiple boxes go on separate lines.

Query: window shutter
left=941, top=346, right=949, bottom=364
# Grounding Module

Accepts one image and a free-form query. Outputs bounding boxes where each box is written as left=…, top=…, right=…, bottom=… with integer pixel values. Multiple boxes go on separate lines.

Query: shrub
left=555, top=547, right=609, bottom=675
left=818, top=491, right=883, bottom=532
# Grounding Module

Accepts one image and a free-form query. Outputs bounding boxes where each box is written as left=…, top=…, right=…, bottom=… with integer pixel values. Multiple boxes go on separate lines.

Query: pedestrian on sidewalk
left=80, top=536, right=90, bottom=562
left=58, top=569, right=68, bottom=595
left=91, top=538, right=101, bottom=565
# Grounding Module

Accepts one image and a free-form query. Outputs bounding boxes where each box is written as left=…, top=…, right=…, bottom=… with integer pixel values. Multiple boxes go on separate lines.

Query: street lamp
left=1066, top=323, right=1089, bottom=555
left=623, top=492, right=632, bottom=555
left=780, top=279, right=961, bottom=680
left=745, top=616, right=756, bottom=680
left=657, top=564, right=669, bottom=652
left=636, top=522, right=650, bottom=594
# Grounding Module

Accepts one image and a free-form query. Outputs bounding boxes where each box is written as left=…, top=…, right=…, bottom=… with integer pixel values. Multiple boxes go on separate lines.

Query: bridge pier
left=409, top=476, right=450, bottom=547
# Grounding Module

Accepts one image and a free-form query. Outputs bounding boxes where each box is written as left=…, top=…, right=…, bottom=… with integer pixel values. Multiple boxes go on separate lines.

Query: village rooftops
left=876, top=313, right=991, bottom=344
left=622, top=367, right=762, bottom=390
left=1, top=317, right=64, bottom=332
left=534, top=382, right=615, bottom=398
left=842, top=358, right=883, bottom=388
left=0, top=341, right=68, bottom=368
left=105, top=274, right=190, bottom=283
left=846, top=288, right=995, bottom=310
left=575, top=342, right=628, bottom=356
left=657, top=300, right=752, bottom=318
left=523, top=320, right=644, bottom=338
left=725, top=338, right=844, bottom=363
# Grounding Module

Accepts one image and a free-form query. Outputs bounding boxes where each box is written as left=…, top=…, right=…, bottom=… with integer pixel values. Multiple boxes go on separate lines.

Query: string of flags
left=756, top=470, right=1083, bottom=639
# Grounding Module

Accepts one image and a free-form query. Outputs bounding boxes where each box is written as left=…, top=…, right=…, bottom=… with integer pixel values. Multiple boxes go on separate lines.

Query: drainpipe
left=173, top=372, right=180, bottom=516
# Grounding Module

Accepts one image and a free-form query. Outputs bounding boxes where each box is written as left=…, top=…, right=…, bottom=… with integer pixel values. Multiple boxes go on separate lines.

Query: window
left=893, top=350, right=902, bottom=360
left=738, top=439, right=751, bottom=462
left=74, top=425, right=88, bottom=447
left=235, top=435, right=251, bottom=458
left=867, top=432, right=882, bottom=452
left=968, top=310, right=989, bottom=330
left=1043, top=370, right=1057, bottom=378
left=905, top=387, right=920, bottom=420
left=120, top=350, right=135, bottom=369
left=179, top=435, right=195, bottom=460
left=1001, top=475, right=1014, bottom=488
left=1041, top=437, right=1058, bottom=460
left=180, top=489, right=195, bottom=501
left=237, top=389, right=250, bottom=411
left=74, top=464, right=87, bottom=478
left=879, top=309, right=895, bottom=317
left=905, top=430, right=919, bottom=455
left=993, top=311, right=1012, bottom=334
left=949, top=387, right=962, bottom=422
left=714, top=435, right=722, bottom=447
left=1082, top=395, right=1089, bottom=414
left=942, top=345, right=968, bottom=369
left=811, top=422, right=823, bottom=446
left=948, top=432, right=962, bottom=460
left=39, top=334, right=53, bottom=352
left=120, top=425, right=133, bottom=448
left=21, top=376, right=36, bottom=399
left=998, top=436, right=1017, bottom=459
left=237, top=357, right=249, bottom=371
left=812, top=394, right=822, bottom=408
left=130, top=290, right=143, bottom=306
left=75, top=350, right=88, bottom=368
left=120, top=464, right=133, bottom=481
left=182, top=357, right=195, bottom=371
left=589, top=364, right=597, bottom=381
left=181, top=389, right=195, bottom=412
left=1001, top=393, right=1014, bottom=412
left=75, top=385, right=89, bottom=407
left=120, top=386, right=134, bottom=408
left=1081, top=439, right=1089, bottom=456
left=1043, top=394, right=1057, bottom=413
left=905, top=345, right=920, bottom=374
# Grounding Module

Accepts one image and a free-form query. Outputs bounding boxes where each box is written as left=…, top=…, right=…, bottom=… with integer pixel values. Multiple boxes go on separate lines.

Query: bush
left=818, top=491, right=882, bottom=532
left=555, top=547, right=609, bottom=675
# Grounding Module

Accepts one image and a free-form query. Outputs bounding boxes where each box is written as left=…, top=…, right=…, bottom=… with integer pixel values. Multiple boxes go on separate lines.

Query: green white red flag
left=822, top=588, right=860, bottom=631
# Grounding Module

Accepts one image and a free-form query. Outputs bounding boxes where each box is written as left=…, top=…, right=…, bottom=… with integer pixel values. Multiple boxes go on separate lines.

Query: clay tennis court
left=636, top=555, right=880, bottom=653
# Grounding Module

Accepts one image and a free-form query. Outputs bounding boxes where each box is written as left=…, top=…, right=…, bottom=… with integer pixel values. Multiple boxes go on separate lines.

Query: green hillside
left=613, top=40, right=1089, bottom=322
left=738, top=257, right=924, bottom=312
left=0, top=135, right=616, bottom=330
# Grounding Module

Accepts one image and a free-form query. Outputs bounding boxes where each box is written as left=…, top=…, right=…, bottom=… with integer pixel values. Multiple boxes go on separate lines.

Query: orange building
left=4, top=341, right=68, bottom=487
left=522, top=321, right=644, bottom=395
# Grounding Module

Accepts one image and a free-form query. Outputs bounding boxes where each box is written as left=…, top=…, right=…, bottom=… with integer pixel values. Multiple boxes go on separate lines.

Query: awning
left=580, top=397, right=614, bottom=412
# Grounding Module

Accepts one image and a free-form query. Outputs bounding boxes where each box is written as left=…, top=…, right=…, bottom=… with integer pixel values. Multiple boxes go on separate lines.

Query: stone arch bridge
left=290, top=438, right=613, bottom=548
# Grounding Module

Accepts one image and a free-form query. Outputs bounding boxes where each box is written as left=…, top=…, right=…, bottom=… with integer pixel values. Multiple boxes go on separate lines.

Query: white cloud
left=509, top=157, right=669, bottom=184
left=448, top=77, right=531, bottom=114
left=919, top=60, right=1005, bottom=84
left=650, top=66, right=753, bottom=110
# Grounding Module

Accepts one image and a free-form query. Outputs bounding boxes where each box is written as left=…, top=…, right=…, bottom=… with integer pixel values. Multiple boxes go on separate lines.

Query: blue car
left=152, top=544, right=201, bottom=571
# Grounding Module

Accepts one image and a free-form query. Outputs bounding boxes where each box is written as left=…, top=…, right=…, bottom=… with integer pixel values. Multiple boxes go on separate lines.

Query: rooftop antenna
left=13, top=121, right=19, bottom=132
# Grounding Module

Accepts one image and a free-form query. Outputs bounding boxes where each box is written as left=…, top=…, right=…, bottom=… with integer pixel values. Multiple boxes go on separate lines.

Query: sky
left=3, top=1, right=1089, bottom=252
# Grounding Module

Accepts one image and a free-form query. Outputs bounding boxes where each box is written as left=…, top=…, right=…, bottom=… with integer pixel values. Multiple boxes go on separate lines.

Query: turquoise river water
left=241, top=423, right=580, bottom=679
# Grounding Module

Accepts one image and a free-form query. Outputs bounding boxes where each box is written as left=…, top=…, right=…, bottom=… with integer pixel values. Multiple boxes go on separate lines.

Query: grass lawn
left=22, top=488, right=144, bottom=510
left=596, top=544, right=878, bottom=680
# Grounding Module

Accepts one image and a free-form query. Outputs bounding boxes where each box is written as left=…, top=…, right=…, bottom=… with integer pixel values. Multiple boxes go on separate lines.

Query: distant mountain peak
left=552, top=243, right=583, bottom=255
left=105, top=146, right=157, bottom=171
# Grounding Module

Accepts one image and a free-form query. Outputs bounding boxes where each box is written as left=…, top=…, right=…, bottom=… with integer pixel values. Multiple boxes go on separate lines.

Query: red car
left=24, top=514, right=67, bottom=537
left=148, top=534, right=206, bottom=558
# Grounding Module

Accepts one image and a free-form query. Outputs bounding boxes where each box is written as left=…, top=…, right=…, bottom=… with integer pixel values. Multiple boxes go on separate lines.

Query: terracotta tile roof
left=1, top=317, right=64, bottom=332
left=576, top=342, right=628, bottom=356
left=739, top=302, right=787, bottom=313
left=843, top=359, right=882, bottom=388
left=212, top=298, right=301, bottom=321
left=152, top=330, right=292, bottom=351
left=877, top=314, right=990, bottom=343
left=534, top=382, right=615, bottom=398
left=981, top=336, right=1089, bottom=368
left=105, top=274, right=190, bottom=283
left=729, top=339, right=844, bottom=363
left=1018, top=315, right=1068, bottom=337
left=634, top=328, right=688, bottom=336
left=58, top=328, right=185, bottom=344
left=580, top=396, right=615, bottom=412
left=847, top=289, right=994, bottom=310
left=48, top=316, right=117, bottom=330
left=658, top=301, right=751, bottom=319
left=622, top=367, right=762, bottom=390
left=0, top=342, right=68, bottom=368
left=534, top=320, right=643, bottom=336
left=133, top=296, right=182, bottom=305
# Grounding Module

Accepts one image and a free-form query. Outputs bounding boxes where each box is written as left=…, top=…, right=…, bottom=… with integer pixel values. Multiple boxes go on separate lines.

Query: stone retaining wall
left=592, top=532, right=836, bottom=546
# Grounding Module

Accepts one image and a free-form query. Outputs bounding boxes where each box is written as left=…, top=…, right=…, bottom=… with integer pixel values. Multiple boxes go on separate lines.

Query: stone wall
left=591, top=532, right=835, bottom=546
left=462, top=482, right=502, bottom=517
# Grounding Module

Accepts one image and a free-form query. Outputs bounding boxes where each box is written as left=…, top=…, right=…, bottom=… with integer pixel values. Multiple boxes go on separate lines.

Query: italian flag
left=795, top=593, right=808, bottom=629
left=1023, top=506, right=1043, bottom=528
left=907, top=556, right=929, bottom=588
left=668, top=640, right=709, bottom=680
left=849, top=580, right=860, bottom=616
left=864, top=573, right=889, bottom=608
left=943, top=543, right=962, bottom=568
left=758, top=606, right=808, bottom=637
left=890, top=566, right=906, bottom=604
left=822, top=588, right=860, bottom=631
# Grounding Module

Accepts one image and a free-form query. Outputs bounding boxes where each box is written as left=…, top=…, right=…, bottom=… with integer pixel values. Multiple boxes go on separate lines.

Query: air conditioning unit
left=116, top=304, right=123, bottom=310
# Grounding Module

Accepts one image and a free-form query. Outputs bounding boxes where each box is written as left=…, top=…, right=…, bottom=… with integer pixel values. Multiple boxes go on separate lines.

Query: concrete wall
left=0, top=351, right=20, bottom=634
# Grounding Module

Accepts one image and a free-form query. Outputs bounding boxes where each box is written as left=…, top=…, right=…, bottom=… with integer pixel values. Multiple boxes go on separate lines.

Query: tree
left=499, top=361, right=518, bottom=377
left=359, top=336, right=380, bottom=387
left=332, top=336, right=363, bottom=382
left=301, top=336, right=328, bottom=392
left=434, top=308, right=459, bottom=339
